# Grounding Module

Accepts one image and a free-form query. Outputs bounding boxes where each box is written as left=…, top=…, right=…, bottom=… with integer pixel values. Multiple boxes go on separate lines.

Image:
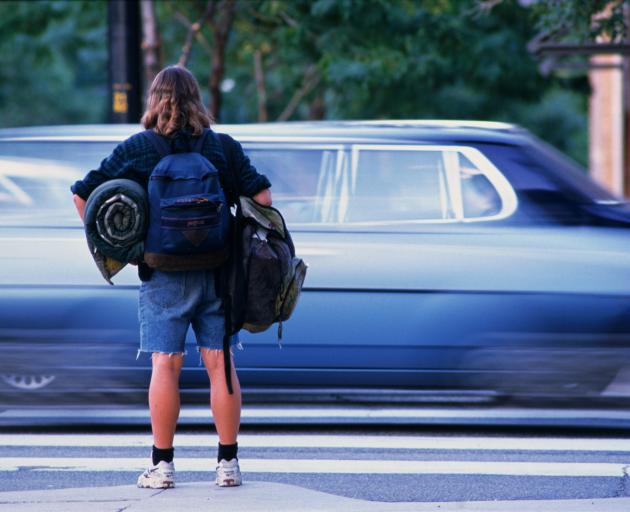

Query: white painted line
left=0, top=458, right=624, bottom=477
left=239, top=407, right=630, bottom=420
left=0, top=237, right=81, bottom=242
left=5, top=406, right=630, bottom=421
left=4, top=434, right=630, bottom=453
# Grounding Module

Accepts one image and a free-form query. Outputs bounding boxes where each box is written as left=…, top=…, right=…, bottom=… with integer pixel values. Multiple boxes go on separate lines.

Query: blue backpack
left=142, top=129, right=230, bottom=271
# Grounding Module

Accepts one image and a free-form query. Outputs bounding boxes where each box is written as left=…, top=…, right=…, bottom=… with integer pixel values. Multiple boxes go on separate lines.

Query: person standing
left=71, top=65, right=272, bottom=488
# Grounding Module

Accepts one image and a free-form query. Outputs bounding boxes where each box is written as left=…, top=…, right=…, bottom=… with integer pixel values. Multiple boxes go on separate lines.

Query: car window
left=348, top=145, right=514, bottom=224
left=0, top=140, right=518, bottom=228
left=245, top=144, right=515, bottom=226
left=346, top=149, right=445, bottom=222
left=245, top=145, right=342, bottom=224
left=459, top=154, right=502, bottom=218
left=0, top=141, right=117, bottom=226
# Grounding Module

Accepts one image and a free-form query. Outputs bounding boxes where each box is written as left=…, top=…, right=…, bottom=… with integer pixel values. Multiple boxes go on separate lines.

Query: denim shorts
left=138, top=269, right=239, bottom=355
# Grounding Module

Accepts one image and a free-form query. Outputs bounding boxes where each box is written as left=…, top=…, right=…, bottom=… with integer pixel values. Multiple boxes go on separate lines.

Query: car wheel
left=0, top=373, right=56, bottom=391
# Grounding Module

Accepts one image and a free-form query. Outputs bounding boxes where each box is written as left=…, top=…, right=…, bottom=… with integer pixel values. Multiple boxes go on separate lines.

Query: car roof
left=0, top=120, right=531, bottom=145
left=0, top=157, right=82, bottom=178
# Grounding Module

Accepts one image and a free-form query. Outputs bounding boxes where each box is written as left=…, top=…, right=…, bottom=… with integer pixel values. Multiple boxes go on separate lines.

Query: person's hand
left=73, top=194, right=86, bottom=221
left=253, top=188, right=272, bottom=206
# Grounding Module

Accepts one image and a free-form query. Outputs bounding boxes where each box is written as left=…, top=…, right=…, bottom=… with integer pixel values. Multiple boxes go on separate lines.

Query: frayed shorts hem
left=135, top=339, right=243, bottom=360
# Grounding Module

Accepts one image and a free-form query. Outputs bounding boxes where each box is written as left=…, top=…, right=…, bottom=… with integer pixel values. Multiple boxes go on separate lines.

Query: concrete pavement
left=1, top=481, right=630, bottom=512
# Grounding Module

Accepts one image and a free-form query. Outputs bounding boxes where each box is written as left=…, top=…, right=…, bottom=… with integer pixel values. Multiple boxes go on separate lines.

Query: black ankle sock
left=218, top=442, right=238, bottom=462
left=152, top=445, right=174, bottom=465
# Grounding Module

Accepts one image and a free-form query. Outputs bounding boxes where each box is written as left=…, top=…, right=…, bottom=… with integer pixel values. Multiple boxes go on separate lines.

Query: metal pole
left=624, top=6, right=630, bottom=199
left=108, top=0, right=142, bottom=124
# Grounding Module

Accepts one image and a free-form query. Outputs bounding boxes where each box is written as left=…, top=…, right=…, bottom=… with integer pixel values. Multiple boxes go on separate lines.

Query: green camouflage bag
left=239, top=196, right=307, bottom=341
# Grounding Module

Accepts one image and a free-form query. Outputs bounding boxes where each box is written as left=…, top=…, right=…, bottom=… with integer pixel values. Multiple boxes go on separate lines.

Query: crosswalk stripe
left=4, top=406, right=630, bottom=420
left=2, top=434, right=630, bottom=452
left=0, top=458, right=624, bottom=477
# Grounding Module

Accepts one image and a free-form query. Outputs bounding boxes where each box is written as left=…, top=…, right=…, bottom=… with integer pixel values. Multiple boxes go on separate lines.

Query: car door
left=226, top=142, right=514, bottom=389
left=231, top=140, right=630, bottom=397
left=0, top=140, right=148, bottom=400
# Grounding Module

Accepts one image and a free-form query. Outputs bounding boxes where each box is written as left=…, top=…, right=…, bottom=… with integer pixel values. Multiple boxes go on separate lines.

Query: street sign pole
left=108, top=0, right=142, bottom=124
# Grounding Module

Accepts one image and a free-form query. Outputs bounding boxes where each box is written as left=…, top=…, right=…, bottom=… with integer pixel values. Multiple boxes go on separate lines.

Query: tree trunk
left=308, top=92, right=325, bottom=120
left=277, top=65, right=320, bottom=122
left=254, top=49, right=268, bottom=122
left=209, top=0, right=236, bottom=121
left=177, top=0, right=216, bottom=68
left=140, top=0, right=161, bottom=94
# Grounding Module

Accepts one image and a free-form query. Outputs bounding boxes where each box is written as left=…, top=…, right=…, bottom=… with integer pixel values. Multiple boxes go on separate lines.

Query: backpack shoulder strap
left=142, top=129, right=171, bottom=159
left=214, top=132, right=239, bottom=200
left=192, top=128, right=211, bottom=154
left=211, top=130, right=243, bottom=396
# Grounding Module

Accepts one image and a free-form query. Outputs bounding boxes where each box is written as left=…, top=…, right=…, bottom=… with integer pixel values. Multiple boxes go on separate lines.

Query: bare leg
left=149, top=353, right=184, bottom=449
left=200, top=348, right=241, bottom=444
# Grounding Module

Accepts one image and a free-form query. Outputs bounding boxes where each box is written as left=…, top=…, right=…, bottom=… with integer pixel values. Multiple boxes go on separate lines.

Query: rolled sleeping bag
left=84, top=179, right=148, bottom=284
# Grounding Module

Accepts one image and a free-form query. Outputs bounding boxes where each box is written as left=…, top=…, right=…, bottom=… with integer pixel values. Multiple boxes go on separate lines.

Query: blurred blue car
left=1, top=120, right=629, bottom=405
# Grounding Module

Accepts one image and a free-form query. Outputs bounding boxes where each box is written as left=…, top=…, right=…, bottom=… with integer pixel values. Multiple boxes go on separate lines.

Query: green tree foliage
left=0, top=0, right=597, bottom=164
left=221, top=0, right=590, bottom=162
left=532, top=0, right=627, bottom=41
left=0, top=0, right=108, bottom=127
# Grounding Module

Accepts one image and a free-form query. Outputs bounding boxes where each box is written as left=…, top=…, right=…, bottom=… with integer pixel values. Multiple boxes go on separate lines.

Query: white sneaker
left=137, top=460, right=175, bottom=489
left=216, top=458, right=242, bottom=487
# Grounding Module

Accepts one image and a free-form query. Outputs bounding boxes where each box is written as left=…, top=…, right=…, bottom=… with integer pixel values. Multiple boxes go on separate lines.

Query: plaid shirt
left=70, top=129, right=271, bottom=204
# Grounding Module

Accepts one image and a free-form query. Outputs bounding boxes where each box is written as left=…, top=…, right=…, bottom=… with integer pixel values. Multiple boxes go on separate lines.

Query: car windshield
left=524, top=138, right=622, bottom=204
left=0, top=141, right=118, bottom=227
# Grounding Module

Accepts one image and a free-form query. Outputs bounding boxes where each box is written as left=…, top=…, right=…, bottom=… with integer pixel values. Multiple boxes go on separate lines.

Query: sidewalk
left=1, top=481, right=630, bottom=512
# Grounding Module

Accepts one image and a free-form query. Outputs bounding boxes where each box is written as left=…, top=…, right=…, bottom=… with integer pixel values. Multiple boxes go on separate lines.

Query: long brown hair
left=141, top=65, right=212, bottom=137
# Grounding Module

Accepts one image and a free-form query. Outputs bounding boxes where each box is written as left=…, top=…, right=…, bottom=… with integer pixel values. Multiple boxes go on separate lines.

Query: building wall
left=589, top=54, right=625, bottom=198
